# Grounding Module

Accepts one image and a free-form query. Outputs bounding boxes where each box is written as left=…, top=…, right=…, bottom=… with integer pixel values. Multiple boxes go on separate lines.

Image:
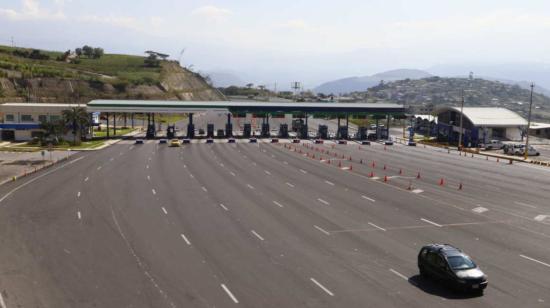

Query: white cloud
left=0, top=0, right=65, bottom=21
left=278, top=19, right=312, bottom=31
left=191, top=5, right=232, bottom=22
left=77, top=14, right=139, bottom=30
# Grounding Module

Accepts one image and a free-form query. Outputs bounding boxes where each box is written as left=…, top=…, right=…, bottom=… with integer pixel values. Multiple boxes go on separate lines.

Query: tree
left=144, top=54, right=160, bottom=67
left=82, top=45, right=94, bottom=58
left=246, top=83, right=254, bottom=89
left=62, top=107, right=89, bottom=145
left=75, top=48, right=82, bottom=56
left=93, top=47, right=104, bottom=59
left=39, top=119, right=65, bottom=145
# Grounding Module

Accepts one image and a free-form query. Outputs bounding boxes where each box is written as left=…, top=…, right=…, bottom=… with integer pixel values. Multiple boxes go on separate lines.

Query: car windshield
left=447, top=255, right=476, bottom=270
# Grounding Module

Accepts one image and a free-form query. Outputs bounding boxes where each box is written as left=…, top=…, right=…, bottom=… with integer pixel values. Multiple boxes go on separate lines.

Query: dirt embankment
left=0, top=61, right=225, bottom=103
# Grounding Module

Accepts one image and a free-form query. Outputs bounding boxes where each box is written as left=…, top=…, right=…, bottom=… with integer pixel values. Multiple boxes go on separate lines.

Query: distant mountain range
left=204, top=70, right=245, bottom=88
left=313, top=69, right=433, bottom=94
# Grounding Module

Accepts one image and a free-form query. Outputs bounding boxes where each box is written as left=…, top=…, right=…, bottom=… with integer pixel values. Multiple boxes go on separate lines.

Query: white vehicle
left=482, top=140, right=504, bottom=150
left=504, top=144, right=540, bottom=156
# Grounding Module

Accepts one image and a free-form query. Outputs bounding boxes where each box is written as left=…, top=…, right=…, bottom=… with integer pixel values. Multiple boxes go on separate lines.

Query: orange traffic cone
left=439, top=178, right=445, bottom=186
left=369, top=171, right=374, bottom=177
left=458, top=182, right=463, bottom=190
left=384, top=175, right=388, bottom=182
left=383, top=164, right=387, bottom=170
left=417, top=172, right=421, bottom=179
left=349, top=164, right=353, bottom=171
left=399, top=168, right=403, bottom=175
left=407, top=180, right=412, bottom=190
left=338, top=161, right=342, bottom=167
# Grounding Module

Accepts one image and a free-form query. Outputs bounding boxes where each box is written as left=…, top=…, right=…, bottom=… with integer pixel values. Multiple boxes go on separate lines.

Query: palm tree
left=39, top=119, right=65, bottom=145
left=62, top=107, right=89, bottom=145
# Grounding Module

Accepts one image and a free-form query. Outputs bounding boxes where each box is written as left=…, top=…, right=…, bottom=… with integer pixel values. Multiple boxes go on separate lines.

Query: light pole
left=458, top=89, right=465, bottom=150
left=524, top=83, right=534, bottom=160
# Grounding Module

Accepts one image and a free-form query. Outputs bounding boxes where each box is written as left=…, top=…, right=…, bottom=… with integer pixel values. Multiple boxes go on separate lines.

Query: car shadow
left=408, top=275, right=483, bottom=299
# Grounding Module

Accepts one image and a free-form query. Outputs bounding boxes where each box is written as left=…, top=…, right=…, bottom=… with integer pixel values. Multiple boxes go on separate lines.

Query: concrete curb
left=0, top=155, right=72, bottom=187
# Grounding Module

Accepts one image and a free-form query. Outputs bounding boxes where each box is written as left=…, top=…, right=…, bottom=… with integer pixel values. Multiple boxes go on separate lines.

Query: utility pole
left=524, top=83, right=534, bottom=160
left=458, top=89, right=465, bottom=150
left=11, top=36, right=15, bottom=47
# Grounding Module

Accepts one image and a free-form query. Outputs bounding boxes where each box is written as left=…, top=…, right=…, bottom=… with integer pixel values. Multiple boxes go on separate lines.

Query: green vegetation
left=93, top=128, right=135, bottom=138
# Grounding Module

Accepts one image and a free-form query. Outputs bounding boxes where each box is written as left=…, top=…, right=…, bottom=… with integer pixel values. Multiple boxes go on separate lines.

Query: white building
left=434, top=106, right=527, bottom=146
left=0, top=103, right=87, bottom=141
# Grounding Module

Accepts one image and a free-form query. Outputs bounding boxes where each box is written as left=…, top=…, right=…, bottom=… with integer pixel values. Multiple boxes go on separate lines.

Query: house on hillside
left=434, top=106, right=527, bottom=147
left=529, top=122, right=550, bottom=139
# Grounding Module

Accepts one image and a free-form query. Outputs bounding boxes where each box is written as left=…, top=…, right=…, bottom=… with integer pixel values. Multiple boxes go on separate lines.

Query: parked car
left=482, top=140, right=504, bottom=150
left=169, top=139, right=180, bottom=147
left=504, top=144, right=540, bottom=156
left=418, top=244, right=488, bottom=293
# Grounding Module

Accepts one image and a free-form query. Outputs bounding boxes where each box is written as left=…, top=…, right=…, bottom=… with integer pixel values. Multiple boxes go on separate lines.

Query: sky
left=2, top=0, right=550, bottom=89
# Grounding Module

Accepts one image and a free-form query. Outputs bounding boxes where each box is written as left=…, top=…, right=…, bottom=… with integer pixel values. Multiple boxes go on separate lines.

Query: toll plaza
left=83, top=100, right=407, bottom=140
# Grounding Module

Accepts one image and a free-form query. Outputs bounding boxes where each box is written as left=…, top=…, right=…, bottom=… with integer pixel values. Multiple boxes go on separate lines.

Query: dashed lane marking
left=368, top=222, right=386, bottom=231
left=84, top=177, right=89, bottom=182
left=180, top=234, right=191, bottom=245
left=362, top=195, right=375, bottom=202
left=77, top=211, right=82, bottom=220
left=251, top=230, right=265, bottom=241
left=283, top=161, right=289, bottom=165
left=77, top=191, right=81, bottom=198
left=324, top=180, right=335, bottom=186
left=421, top=218, right=442, bottom=227
left=97, top=166, right=102, bottom=171
left=0, top=287, right=6, bottom=308
left=286, top=182, right=295, bottom=188
left=314, top=225, right=330, bottom=236
left=230, top=171, right=236, bottom=177
left=411, top=189, right=423, bottom=194
left=202, top=186, right=208, bottom=192
left=265, top=170, right=271, bottom=175
left=219, top=203, right=229, bottom=211
left=317, top=198, right=330, bottom=206
left=190, top=174, right=195, bottom=179
left=389, top=268, right=409, bottom=280
left=520, top=254, right=550, bottom=268
left=161, top=207, right=168, bottom=215
left=147, top=175, right=151, bottom=181
left=221, top=284, right=239, bottom=304
left=472, top=206, right=489, bottom=214
left=247, top=184, right=255, bottom=190
left=515, top=201, right=537, bottom=209
left=152, top=189, right=157, bottom=195
left=310, top=278, right=334, bottom=297
left=299, top=169, right=308, bottom=174
left=535, top=215, right=548, bottom=222
left=273, top=201, right=284, bottom=208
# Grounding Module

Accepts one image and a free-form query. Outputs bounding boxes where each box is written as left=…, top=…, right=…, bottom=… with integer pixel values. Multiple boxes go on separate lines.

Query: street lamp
left=458, top=89, right=465, bottom=150
left=524, top=83, right=534, bottom=160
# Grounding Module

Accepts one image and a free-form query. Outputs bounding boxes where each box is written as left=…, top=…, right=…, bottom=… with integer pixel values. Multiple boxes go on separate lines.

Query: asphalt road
left=1, top=137, right=550, bottom=307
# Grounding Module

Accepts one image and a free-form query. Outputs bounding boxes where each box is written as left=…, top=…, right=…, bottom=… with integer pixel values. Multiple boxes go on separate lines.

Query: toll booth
left=225, top=123, right=232, bottom=138
left=207, top=124, right=215, bottom=138
left=279, top=124, right=289, bottom=138
left=243, top=123, right=252, bottom=138
left=299, top=125, right=308, bottom=139
left=146, top=124, right=155, bottom=139
left=357, top=127, right=368, bottom=140
left=166, top=125, right=176, bottom=139
left=217, top=129, right=225, bottom=138
left=318, top=125, right=328, bottom=139
left=261, top=123, right=270, bottom=137
left=337, top=126, right=348, bottom=139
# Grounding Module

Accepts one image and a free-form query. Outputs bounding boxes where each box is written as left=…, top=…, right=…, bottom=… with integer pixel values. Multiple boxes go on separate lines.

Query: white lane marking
left=97, top=166, right=102, bottom=171
left=515, top=201, right=537, bottom=209
left=273, top=201, right=284, bottom=208
left=251, top=230, right=265, bottom=241
left=371, top=176, right=380, bottom=180
left=324, top=180, right=335, bottom=186
left=252, top=162, right=257, bottom=166
left=264, top=170, right=271, bottom=175
left=0, top=288, right=6, bottom=308
left=368, top=222, right=386, bottom=231
left=183, top=164, right=187, bottom=168
left=148, top=157, right=151, bottom=161
left=129, top=146, right=134, bottom=150
left=119, top=152, right=123, bottom=156
left=421, top=218, right=442, bottom=227
left=299, top=169, right=308, bottom=174
left=534, top=215, right=548, bottom=222
left=202, top=186, right=208, bottom=192
left=77, top=211, right=82, bottom=220
left=317, top=198, right=330, bottom=206
left=147, top=175, right=151, bottom=181
left=286, top=182, right=295, bottom=188
left=520, top=254, right=550, bottom=268
left=230, top=171, right=236, bottom=176
left=221, top=284, right=239, bottom=304
left=0, top=156, right=85, bottom=204
left=314, top=225, right=330, bottom=236
left=220, top=163, right=224, bottom=167
left=146, top=165, right=149, bottom=169
left=110, top=157, right=114, bottom=161
left=190, top=174, right=195, bottom=179
left=362, top=195, right=376, bottom=202
left=246, top=184, right=255, bottom=190
left=161, top=207, right=168, bottom=215
left=472, top=206, right=489, bottom=214
left=283, top=161, right=289, bottom=165
left=411, top=189, right=423, bottom=194
left=84, top=177, right=89, bottom=182
left=77, top=191, right=81, bottom=198
left=389, top=268, right=409, bottom=281
left=310, top=278, right=334, bottom=296
left=152, top=189, right=157, bottom=195
left=219, top=203, right=229, bottom=211
left=180, top=234, right=191, bottom=245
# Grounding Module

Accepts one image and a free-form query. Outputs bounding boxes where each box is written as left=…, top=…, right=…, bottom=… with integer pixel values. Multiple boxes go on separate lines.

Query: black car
left=418, top=244, right=487, bottom=293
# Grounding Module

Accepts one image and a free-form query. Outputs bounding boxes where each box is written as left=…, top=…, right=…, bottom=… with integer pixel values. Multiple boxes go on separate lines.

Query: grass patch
left=93, top=128, right=135, bottom=138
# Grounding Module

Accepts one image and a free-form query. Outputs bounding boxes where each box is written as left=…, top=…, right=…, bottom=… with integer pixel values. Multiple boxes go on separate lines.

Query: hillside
left=0, top=45, right=225, bottom=103
left=314, top=69, right=432, bottom=94
left=363, top=77, right=550, bottom=121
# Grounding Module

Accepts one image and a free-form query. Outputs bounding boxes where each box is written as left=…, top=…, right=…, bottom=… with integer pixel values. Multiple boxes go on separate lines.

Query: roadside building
left=529, top=122, right=550, bottom=139
left=0, top=103, right=86, bottom=141
left=434, top=106, right=527, bottom=147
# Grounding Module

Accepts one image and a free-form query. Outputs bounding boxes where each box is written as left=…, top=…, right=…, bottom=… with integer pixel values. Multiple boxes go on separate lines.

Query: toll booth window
left=6, top=114, right=15, bottom=122
left=21, top=114, right=34, bottom=122
left=38, top=115, right=48, bottom=123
